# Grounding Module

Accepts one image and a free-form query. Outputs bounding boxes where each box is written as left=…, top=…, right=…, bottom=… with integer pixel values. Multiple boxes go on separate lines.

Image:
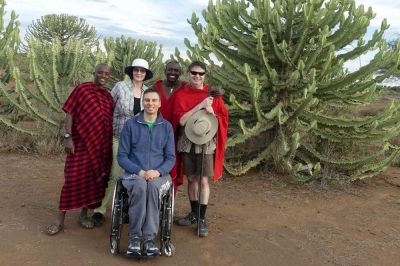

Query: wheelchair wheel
left=162, top=241, right=175, bottom=257
left=110, top=184, right=122, bottom=255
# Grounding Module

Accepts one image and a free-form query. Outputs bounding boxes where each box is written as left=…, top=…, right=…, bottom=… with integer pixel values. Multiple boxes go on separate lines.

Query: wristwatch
left=63, top=133, right=72, bottom=139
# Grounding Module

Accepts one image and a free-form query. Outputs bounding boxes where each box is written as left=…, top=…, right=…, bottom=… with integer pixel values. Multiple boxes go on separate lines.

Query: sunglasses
left=190, top=71, right=206, bottom=76
left=133, top=68, right=146, bottom=73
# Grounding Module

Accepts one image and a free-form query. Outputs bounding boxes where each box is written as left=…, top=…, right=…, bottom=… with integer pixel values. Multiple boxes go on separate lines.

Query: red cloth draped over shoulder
left=153, top=80, right=168, bottom=115
left=163, top=83, right=228, bottom=189
left=154, top=80, right=187, bottom=116
left=59, top=82, right=114, bottom=211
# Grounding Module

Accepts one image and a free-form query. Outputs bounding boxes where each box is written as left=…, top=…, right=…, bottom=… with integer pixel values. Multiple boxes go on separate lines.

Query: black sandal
left=91, top=212, right=105, bottom=227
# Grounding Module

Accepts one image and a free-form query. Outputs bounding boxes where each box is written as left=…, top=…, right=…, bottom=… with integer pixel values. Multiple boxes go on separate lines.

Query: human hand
left=138, top=170, right=146, bottom=178
left=200, top=97, right=213, bottom=109
left=205, top=105, right=215, bottom=115
left=209, top=88, right=225, bottom=97
left=144, top=170, right=160, bottom=180
left=64, top=139, right=75, bottom=154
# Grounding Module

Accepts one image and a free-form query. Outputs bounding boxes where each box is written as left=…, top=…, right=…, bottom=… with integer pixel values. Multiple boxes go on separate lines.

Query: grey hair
left=94, top=63, right=110, bottom=73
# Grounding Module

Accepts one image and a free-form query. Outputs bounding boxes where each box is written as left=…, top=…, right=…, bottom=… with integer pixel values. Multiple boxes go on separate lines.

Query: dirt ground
left=1, top=153, right=400, bottom=266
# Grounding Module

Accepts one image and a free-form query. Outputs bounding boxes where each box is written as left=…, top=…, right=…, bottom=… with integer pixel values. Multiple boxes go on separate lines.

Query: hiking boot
left=175, top=212, right=197, bottom=226
left=127, top=237, right=141, bottom=256
left=143, top=239, right=160, bottom=256
left=198, top=219, right=208, bottom=237
left=91, top=212, right=105, bottom=227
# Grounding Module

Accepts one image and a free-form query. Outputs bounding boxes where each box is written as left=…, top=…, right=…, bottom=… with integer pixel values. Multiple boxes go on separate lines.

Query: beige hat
left=185, top=110, right=218, bottom=145
left=124, top=58, right=153, bottom=81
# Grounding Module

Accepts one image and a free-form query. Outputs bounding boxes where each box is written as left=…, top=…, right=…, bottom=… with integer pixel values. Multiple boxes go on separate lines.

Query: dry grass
left=0, top=125, right=63, bottom=155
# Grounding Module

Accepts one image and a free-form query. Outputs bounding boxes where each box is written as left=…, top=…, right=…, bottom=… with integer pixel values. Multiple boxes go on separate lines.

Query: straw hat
left=185, top=110, right=218, bottom=145
left=124, top=58, right=153, bottom=81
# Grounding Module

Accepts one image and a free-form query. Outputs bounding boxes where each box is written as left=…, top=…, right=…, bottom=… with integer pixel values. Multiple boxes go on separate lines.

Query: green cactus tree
left=0, top=0, right=19, bottom=81
left=0, top=39, right=96, bottom=135
left=0, top=33, right=166, bottom=136
left=103, top=36, right=164, bottom=87
left=184, top=0, right=400, bottom=181
left=24, top=14, right=98, bottom=48
left=0, top=0, right=20, bottom=117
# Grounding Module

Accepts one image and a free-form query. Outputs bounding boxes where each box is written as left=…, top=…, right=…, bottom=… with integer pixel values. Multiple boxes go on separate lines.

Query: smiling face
left=165, top=62, right=181, bottom=84
left=93, top=64, right=110, bottom=88
left=132, top=67, right=146, bottom=82
left=189, top=65, right=206, bottom=89
left=143, top=91, right=161, bottom=115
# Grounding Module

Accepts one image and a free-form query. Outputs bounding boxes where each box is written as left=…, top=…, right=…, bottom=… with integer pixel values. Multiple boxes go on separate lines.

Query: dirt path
left=1, top=153, right=400, bottom=265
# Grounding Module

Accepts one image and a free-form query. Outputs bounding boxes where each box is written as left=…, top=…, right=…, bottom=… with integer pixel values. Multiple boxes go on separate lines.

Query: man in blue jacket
left=117, top=88, right=175, bottom=256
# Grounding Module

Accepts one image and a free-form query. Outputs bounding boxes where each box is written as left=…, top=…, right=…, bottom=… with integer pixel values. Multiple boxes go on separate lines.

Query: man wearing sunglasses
left=164, top=61, right=229, bottom=237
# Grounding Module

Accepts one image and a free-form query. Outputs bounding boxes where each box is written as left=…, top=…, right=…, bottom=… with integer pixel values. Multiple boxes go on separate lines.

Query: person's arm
left=112, top=82, right=131, bottom=115
left=117, top=121, right=142, bottom=175
left=156, top=123, right=176, bottom=176
left=64, top=113, right=74, bottom=154
left=179, top=97, right=214, bottom=126
left=209, top=87, right=225, bottom=97
left=110, top=82, right=120, bottom=103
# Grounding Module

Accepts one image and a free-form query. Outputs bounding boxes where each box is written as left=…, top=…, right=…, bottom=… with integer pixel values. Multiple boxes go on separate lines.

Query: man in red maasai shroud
left=164, top=61, right=228, bottom=237
left=46, top=64, right=114, bottom=235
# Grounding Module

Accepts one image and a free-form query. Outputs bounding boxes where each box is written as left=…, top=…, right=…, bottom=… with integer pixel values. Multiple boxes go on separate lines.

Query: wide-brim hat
left=124, top=58, right=153, bottom=81
left=185, top=110, right=218, bottom=145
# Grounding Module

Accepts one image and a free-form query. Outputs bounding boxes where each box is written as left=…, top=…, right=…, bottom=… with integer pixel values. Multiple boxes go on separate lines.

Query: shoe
left=143, top=239, right=160, bottom=256
left=198, top=219, right=208, bottom=237
left=175, top=212, right=197, bottom=226
left=91, top=212, right=105, bottom=227
left=127, top=237, right=141, bottom=256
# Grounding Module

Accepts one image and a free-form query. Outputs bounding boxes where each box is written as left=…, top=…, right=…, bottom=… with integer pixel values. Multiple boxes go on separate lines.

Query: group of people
left=46, top=58, right=229, bottom=256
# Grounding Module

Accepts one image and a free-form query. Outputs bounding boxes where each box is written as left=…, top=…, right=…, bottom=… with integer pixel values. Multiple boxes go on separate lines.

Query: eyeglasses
left=190, top=71, right=206, bottom=76
left=133, top=68, right=146, bottom=73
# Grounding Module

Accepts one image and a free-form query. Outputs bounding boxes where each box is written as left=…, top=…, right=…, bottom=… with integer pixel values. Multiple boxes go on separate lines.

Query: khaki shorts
left=181, top=148, right=214, bottom=177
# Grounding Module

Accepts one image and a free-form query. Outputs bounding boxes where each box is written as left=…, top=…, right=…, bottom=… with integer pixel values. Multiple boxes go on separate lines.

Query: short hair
left=187, top=60, right=206, bottom=72
left=165, top=59, right=180, bottom=68
left=94, top=63, right=109, bottom=73
left=143, top=88, right=161, bottom=99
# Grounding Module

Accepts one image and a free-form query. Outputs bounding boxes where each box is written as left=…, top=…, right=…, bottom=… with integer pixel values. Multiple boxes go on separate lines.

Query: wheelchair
left=109, top=179, right=175, bottom=257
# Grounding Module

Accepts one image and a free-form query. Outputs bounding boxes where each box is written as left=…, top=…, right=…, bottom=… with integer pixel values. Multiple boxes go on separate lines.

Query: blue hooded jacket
left=117, top=111, right=175, bottom=177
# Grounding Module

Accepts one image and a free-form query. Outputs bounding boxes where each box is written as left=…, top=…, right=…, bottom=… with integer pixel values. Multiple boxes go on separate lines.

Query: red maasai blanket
left=154, top=80, right=187, bottom=116
left=59, top=82, right=114, bottom=211
left=164, top=83, right=228, bottom=189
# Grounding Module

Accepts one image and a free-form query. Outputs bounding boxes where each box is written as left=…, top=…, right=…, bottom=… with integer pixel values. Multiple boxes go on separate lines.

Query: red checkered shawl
left=59, top=82, right=114, bottom=211
left=164, top=83, right=229, bottom=189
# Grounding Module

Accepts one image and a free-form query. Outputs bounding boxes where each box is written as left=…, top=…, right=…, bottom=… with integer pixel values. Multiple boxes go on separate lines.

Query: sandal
left=46, top=221, right=64, bottom=236
left=78, top=215, right=94, bottom=229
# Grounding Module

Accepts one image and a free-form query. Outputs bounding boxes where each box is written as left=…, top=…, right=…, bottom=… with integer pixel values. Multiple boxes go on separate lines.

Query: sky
left=3, top=0, right=400, bottom=68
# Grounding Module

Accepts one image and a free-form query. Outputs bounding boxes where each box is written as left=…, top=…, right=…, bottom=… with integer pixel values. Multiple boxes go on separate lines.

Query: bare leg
left=80, top=207, right=89, bottom=218
left=199, top=176, right=209, bottom=204
left=187, top=174, right=199, bottom=201
left=78, top=207, right=94, bottom=229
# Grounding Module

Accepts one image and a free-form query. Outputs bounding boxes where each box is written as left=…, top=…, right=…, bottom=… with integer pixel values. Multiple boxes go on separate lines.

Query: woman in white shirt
left=91, top=58, right=153, bottom=226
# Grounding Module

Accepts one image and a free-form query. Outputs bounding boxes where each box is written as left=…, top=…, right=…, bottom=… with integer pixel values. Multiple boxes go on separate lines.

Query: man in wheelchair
left=117, top=88, right=175, bottom=256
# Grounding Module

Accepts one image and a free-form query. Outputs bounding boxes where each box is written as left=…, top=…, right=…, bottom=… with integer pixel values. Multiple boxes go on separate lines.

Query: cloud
left=355, top=0, right=400, bottom=35
left=5, top=0, right=400, bottom=59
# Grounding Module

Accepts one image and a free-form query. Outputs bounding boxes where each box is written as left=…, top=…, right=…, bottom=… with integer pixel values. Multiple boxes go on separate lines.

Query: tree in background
left=103, top=36, right=164, bottom=87
left=184, top=0, right=400, bottom=181
left=24, top=14, right=98, bottom=48
left=0, top=0, right=19, bottom=81
left=0, top=0, right=20, bottom=119
left=0, top=32, right=165, bottom=136
left=0, top=10, right=103, bottom=135
left=0, top=39, right=97, bottom=135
